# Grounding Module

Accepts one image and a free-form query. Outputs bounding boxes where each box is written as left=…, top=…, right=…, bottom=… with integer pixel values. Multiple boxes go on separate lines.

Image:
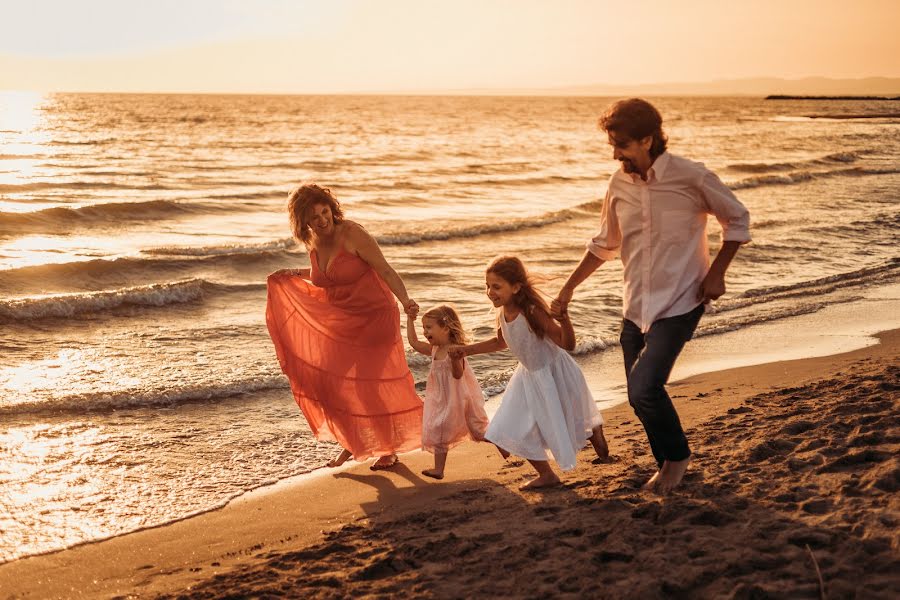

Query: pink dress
left=265, top=247, right=423, bottom=461
left=422, top=347, right=489, bottom=453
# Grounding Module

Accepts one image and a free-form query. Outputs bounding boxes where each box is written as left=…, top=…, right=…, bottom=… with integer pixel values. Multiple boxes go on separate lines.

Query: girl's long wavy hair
left=287, top=183, right=345, bottom=248
left=422, top=305, right=467, bottom=345
left=486, top=255, right=551, bottom=339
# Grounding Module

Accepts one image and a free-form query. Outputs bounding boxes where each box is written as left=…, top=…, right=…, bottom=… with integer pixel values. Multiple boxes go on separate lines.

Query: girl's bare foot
left=421, top=468, right=444, bottom=480
left=326, top=449, right=352, bottom=468
left=520, top=473, right=561, bottom=490
left=589, top=425, right=610, bottom=461
left=369, top=454, right=399, bottom=471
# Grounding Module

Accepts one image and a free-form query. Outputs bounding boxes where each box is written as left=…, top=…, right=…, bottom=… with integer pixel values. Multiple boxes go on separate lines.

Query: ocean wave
left=376, top=199, right=601, bottom=245
left=350, top=173, right=582, bottom=193
left=726, top=151, right=864, bottom=174
left=571, top=335, right=618, bottom=355
left=728, top=259, right=900, bottom=302
left=405, top=349, right=432, bottom=368
left=729, top=166, right=900, bottom=191
left=6, top=261, right=896, bottom=414
left=479, top=366, right=518, bottom=398
left=142, top=238, right=299, bottom=257
left=0, top=199, right=253, bottom=235
left=0, top=279, right=264, bottom=322
left=807, top=113, right=900, bottom=120
left=207, top=190, right=284, bottom=201
left=50, top=137, right=119, bottom=146
left=0, top=252, right=294, bottom=294
left=0, top=153, right=45, bottom=160
left=0, top=279, right=213, bottom=321
left=0, top=180, right=172, bottom=194
left=0, top=376, right=290, bottom=416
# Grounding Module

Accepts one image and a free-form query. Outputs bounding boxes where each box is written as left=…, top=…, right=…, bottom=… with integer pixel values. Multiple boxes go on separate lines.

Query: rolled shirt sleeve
left=586, top=187, right=622, bottom=260
left=700, top=172, right=752, bottom=244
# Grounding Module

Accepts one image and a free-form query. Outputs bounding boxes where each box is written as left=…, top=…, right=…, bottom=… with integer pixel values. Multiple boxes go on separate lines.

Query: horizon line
left=3, top=75, right=900, bottom=98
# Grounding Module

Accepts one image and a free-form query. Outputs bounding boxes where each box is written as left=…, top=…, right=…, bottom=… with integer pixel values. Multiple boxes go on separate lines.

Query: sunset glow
left=1, top=0, right=898, bottom=94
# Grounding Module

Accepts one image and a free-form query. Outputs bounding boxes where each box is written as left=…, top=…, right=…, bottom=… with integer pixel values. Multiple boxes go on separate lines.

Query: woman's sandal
left=369, top=454, right=399, bottom=471
left=326, top=449, right=352, bottom=468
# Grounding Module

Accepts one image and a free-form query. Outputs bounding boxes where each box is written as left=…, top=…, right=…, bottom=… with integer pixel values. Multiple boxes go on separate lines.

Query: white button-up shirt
left=587, top=152, right=751, bottom=333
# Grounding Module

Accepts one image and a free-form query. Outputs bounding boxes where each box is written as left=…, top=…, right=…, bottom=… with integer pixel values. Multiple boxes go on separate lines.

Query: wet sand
left=1, top=331, right=898, bottom=599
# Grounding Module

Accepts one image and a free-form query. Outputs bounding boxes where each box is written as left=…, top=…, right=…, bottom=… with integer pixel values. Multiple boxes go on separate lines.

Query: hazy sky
left=1, top=0, right=898, bottom=93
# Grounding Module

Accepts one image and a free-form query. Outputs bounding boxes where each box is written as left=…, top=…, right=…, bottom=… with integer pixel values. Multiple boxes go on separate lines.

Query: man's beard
left=620, top=158, right=637, bottom=173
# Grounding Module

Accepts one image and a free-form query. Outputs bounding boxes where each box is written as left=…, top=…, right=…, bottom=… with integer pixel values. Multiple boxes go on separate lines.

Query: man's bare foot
left=326, top=449, right=352, bottom=468
left=642, top=469, right=662, bottom=491
left=589, top=425, right=610, bottom=461
left=494, top=444, right=510, bottom=459
left=369, top=454, right=399, bottom=471
left=520, top=473, right=561, bottom=490
left=655, top=457, right=691, bottom=494
left=421, top=468, right=444, bottom=480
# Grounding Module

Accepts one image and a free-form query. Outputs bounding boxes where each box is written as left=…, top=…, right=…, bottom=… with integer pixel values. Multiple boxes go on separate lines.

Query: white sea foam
left=0, top=279, right=209, bottom=321
left=142, top=238, right=299, bottom=257
left=0, top=375, right=290, bottom=415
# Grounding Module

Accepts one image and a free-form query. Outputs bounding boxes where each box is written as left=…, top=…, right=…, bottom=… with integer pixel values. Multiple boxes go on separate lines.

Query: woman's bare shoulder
left=341, top=221, right=374, bottom=243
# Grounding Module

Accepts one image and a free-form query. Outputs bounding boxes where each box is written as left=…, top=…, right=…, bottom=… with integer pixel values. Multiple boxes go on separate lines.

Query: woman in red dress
left=266, top=184, right=422, bottom=469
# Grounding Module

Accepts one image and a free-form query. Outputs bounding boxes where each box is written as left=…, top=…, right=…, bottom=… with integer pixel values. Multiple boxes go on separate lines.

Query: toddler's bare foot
left=326, top=449, right=352, bottom=468
left=655, top=457, right=691, bottom=494
left=421, top=468, right=444, bottom=480
left=519, top=473, right=561, bottom=490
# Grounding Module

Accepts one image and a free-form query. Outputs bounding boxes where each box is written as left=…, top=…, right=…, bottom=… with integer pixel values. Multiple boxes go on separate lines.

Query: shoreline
left=2, top=280, right=895, bottom=568
left=1, top=318, right=898, bottom=597
left=582, top=280, right=900, bottom=411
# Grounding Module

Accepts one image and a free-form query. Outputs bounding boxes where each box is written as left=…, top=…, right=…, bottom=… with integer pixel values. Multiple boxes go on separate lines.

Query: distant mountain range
left=448, top=77, right=900, bottom=97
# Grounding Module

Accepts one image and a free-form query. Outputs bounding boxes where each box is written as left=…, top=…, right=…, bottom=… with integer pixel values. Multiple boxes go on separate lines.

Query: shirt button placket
left=641, top=183, right=651, bottom=332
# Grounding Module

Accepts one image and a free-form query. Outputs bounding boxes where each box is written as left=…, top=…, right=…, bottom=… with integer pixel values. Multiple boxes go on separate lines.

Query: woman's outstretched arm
left=345, top=222, right=416, bottom=312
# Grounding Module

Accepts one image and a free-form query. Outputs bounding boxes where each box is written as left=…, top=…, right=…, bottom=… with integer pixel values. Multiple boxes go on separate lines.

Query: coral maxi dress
left=266, top=247, right=423, bottom=460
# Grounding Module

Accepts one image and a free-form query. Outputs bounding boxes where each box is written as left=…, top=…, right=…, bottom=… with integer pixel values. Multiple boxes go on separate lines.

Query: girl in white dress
left=407, top=305, right=489, bottom=480
left=453, top=256, right=608, bottom=489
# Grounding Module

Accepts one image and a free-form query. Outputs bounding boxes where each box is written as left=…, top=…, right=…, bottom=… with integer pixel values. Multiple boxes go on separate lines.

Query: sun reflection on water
left=0, top=234, right=135, bottom=270
left=0, top=91, right=52, bottom=187
left=0, top=422, right=112, bottom=559
left=0, top=349, right=141, bottom=407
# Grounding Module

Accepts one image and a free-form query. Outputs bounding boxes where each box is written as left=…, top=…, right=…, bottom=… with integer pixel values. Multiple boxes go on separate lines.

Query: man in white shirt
left=553, top=98, right=751, bottom=494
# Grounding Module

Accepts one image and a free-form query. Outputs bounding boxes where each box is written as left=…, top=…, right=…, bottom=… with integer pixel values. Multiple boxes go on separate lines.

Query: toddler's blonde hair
left=422, top=305, right=467, bottom=345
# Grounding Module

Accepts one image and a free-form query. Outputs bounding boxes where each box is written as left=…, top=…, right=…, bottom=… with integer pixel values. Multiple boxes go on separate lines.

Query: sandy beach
left=2, top=325, right=897, bottom=599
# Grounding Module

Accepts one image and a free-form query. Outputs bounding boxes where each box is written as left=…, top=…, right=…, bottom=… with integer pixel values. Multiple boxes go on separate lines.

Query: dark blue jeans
left=620, top=303, right=704, bottom=467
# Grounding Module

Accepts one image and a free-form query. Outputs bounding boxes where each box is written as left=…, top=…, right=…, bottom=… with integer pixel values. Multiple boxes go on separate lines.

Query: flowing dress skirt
left=266, top=249, right=422, bottom=460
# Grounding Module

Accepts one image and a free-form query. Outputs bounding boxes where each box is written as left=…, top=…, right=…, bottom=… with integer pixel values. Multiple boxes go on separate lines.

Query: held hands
left=448, top=345, right=467, bottom=360
left=403, top=298, right=420, bottom=318
left=551, top=287, right=574, bottom=319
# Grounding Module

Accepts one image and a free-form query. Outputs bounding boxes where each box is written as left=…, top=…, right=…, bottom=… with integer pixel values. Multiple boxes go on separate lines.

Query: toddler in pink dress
left=406, top=305, right=489, bottom=479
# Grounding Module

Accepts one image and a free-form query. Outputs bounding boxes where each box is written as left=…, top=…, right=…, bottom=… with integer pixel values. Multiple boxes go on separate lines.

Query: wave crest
left=0, top=279, right=209, bottom=321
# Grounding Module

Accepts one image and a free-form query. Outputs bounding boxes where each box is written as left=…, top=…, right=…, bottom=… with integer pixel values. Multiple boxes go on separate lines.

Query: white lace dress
left=485, top=312, right=603, bottom=471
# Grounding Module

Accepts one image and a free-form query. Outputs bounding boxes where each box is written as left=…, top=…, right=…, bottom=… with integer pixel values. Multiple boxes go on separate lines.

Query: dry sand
left=2, top=331, right=898, bottom=600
